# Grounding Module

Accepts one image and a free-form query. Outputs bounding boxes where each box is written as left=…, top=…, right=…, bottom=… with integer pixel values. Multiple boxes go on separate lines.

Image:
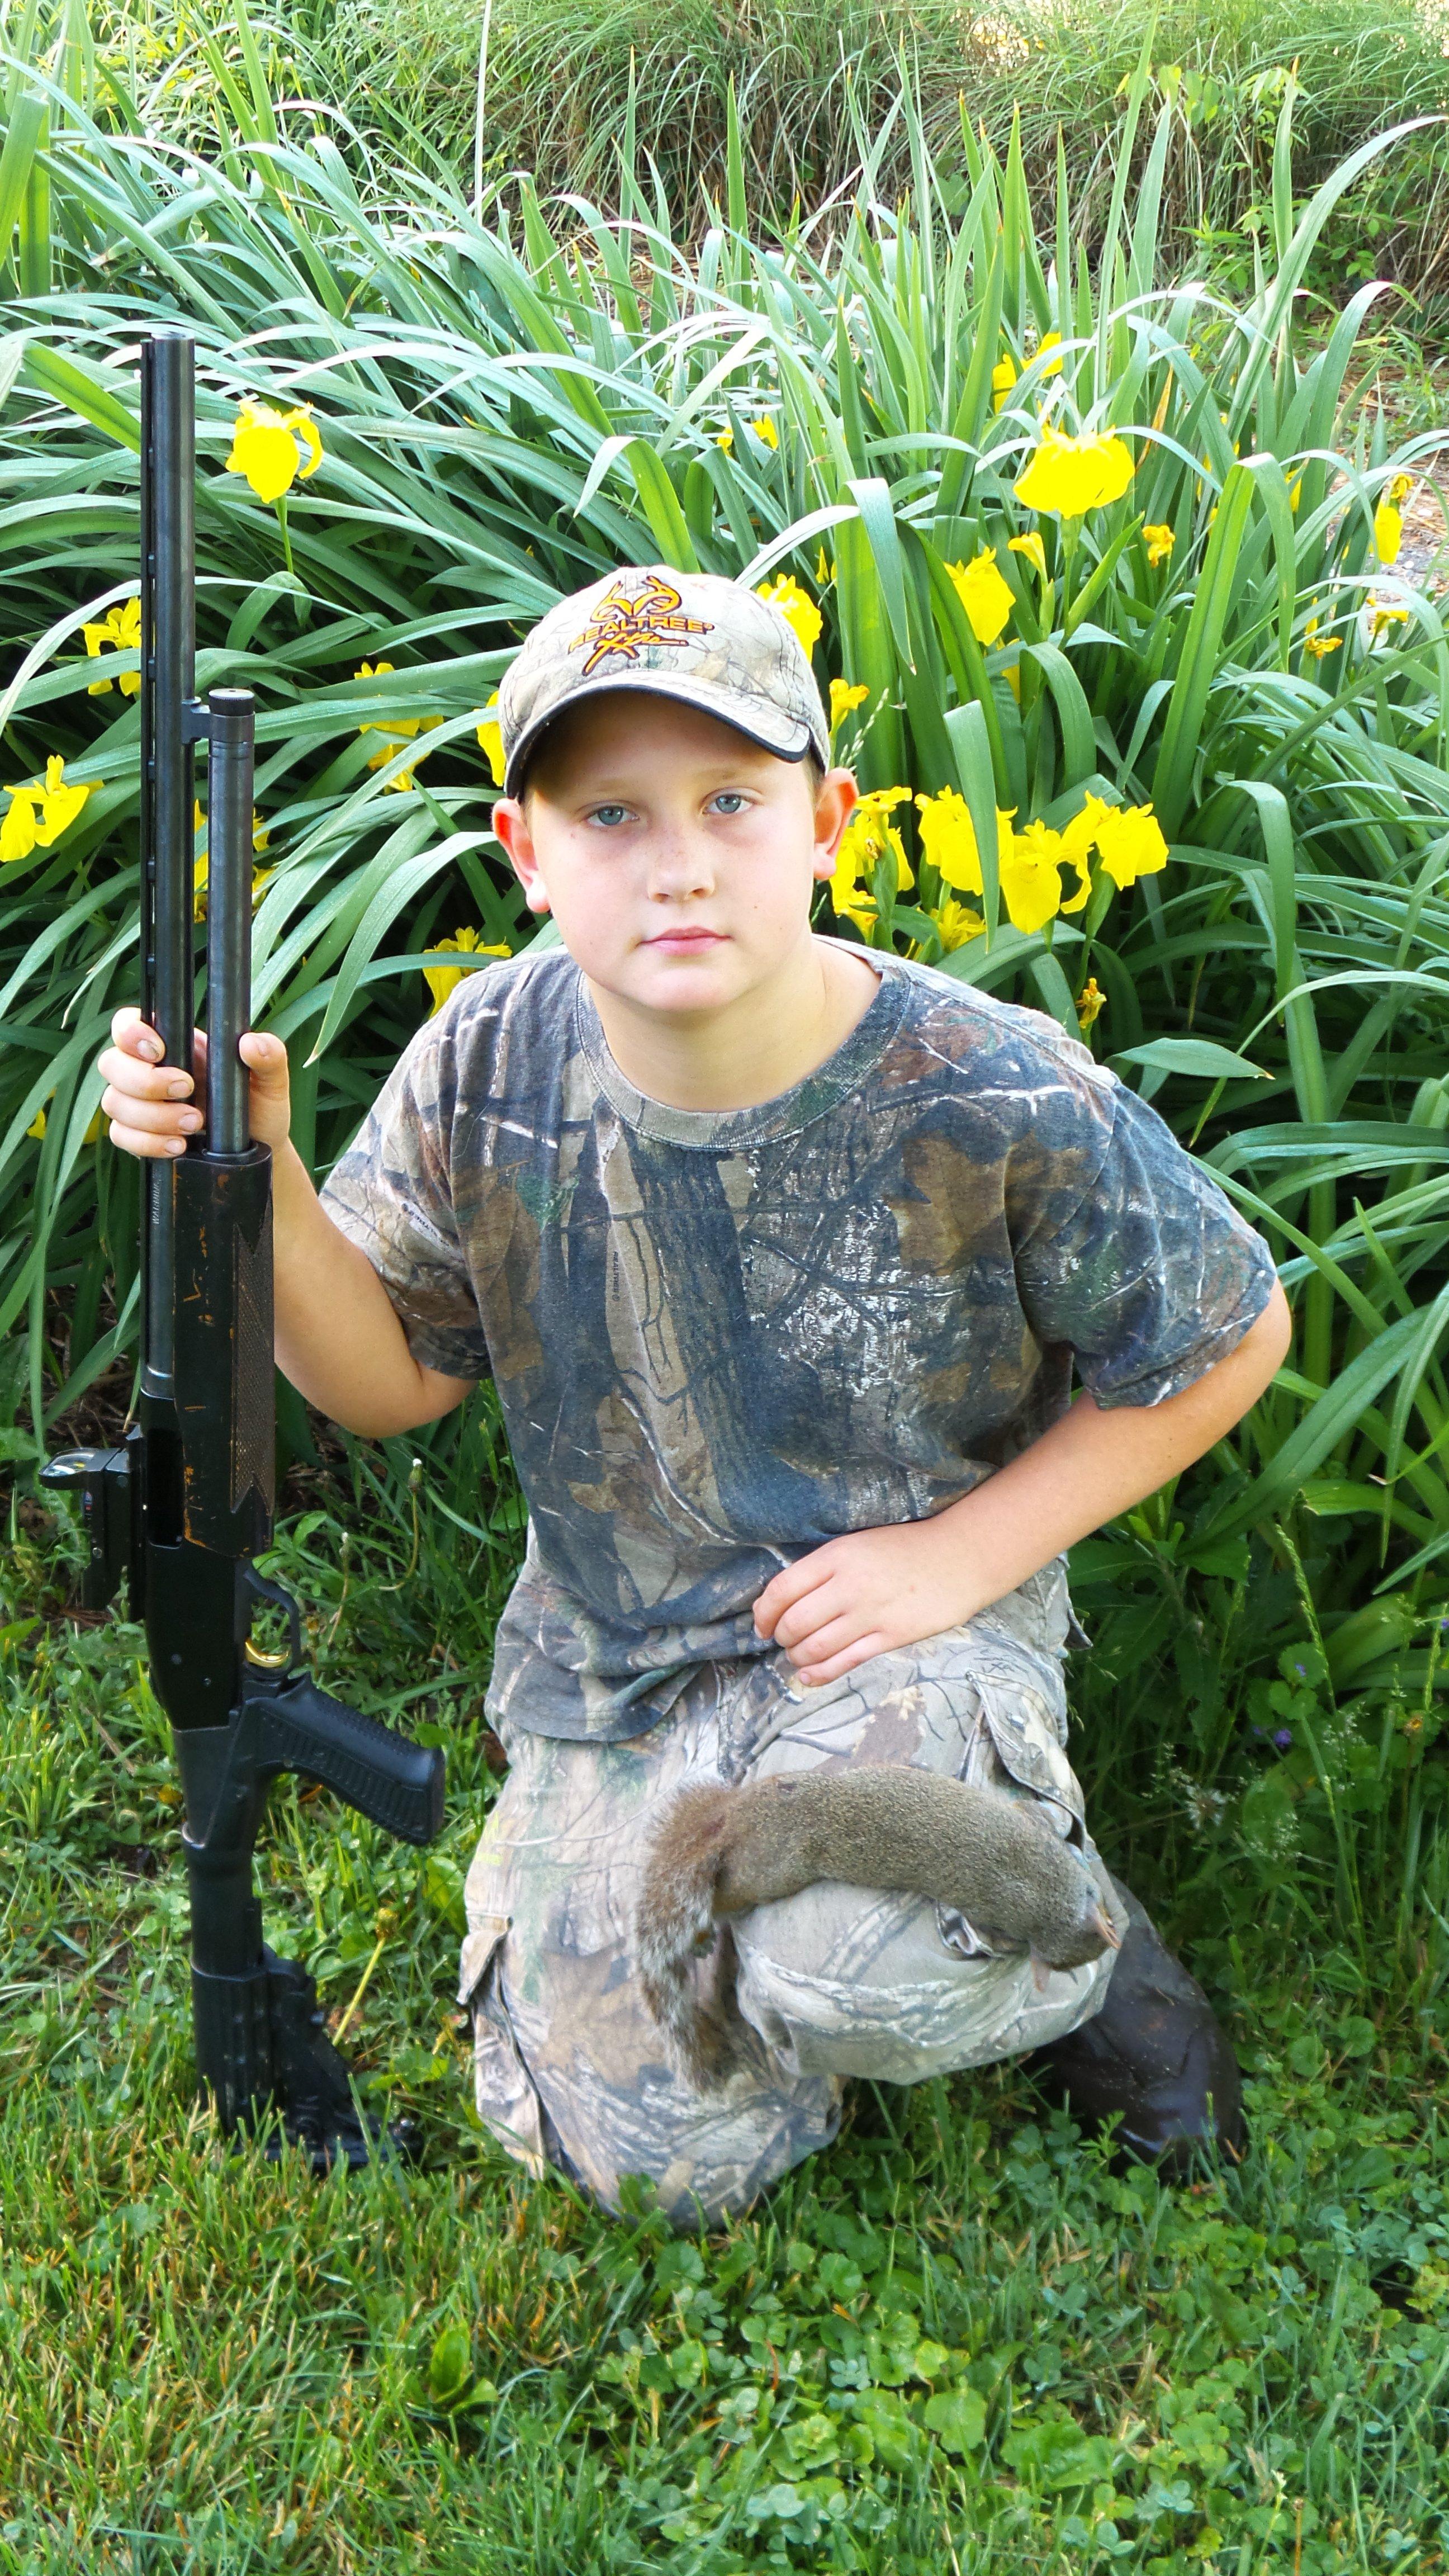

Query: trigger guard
left=242, top=1566, right=304, bottom=1674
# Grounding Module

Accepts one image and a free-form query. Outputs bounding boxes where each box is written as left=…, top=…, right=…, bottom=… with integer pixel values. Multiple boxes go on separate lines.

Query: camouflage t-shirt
left=320, top=946, right=1276, bottom=1742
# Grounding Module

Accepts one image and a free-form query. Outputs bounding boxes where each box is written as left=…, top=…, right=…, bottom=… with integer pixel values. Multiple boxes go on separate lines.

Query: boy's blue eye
left=589, top=804, right=629, bottom=827
left=712, top=792, right=748, bottom=815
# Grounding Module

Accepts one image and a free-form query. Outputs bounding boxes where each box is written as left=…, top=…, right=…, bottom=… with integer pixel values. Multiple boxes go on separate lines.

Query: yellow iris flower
left=1092, top=801, right=1168, bottom=889
left=1143, top=524, right=1175, bottom=567
left=753, top=416, right=779, bottom=449
left=1303, top=615, right=1341, bottom=661
left=1076, top=976, right=1106, bottom=1034
left=424, top=926, right=510, bottom=1016
left=1374, top=501, right=1403, bottom=567
left=830, top=788, right=912, bottom=933
left=999, top=818, right=1069, bottom=934
left=992, top=354, right=1017, bottom=413
left=356, top=659, right=442, bottom=790
left=82, top=595, right=143, bottom=696
left=830, top=679, right=869, bottom=734
left=1, top=755, right=100, bottom=863
left=225, top=401, right=323, bottom=505
left=916, top=786, right=992, bottom=898
left=915, top=785, right=1167, bottom=934
left=1015, top=426, right=1135, bottom=519
left=756, top=576, right=822, bottom=657
left=1008, top=532, right=1047, bottom=579
left=931, top=895, right=982, bottom=951
left=944, top=548, right=1014, bottom=646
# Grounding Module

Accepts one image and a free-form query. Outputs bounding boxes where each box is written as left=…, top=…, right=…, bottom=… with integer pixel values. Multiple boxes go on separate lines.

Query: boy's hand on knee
left=752, top=1522, right=970, bottom=1687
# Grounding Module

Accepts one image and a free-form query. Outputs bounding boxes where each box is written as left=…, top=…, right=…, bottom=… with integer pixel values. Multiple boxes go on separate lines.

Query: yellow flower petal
left=1036, top=332, right=1064, bottom=378
left=829, top=679, right=869, bottom=735
left=944, top=548, right=1014, bottom=646
left=1008, top=532, right=1046, bottom=579
left=715, top=423, right=734, bottom=453
left=932, top=895, right=982, bottom=952
left=1143, top=523, right=1175, bottom=567
left=1076, top=976, right=1105, bottom=1033
left=999, top=819, right=1066, bottom=934
left=26, top=1107, right=46, bottom=1140
left=756, top=575, right=822, bottom=658
left=476, top=689, right=505, bottom=787
left=1015, top=425, right=1136, bottom=519
left=1092, top=801, right=1168, bottom=890
left=285, top=406, right=323, bottom=479
left=225, top=402, right=314, bottom=505
left=1374, top=501, right=1403, bottom=567
left=752, top=415, right=779, bottom=449
left=831, top=789, right=913, bottom=926
left=991, top=353, right=1017, bottom=413
left=424, top=924, right=512, bottom=1016
left=915, top=785, right=982, bottom=896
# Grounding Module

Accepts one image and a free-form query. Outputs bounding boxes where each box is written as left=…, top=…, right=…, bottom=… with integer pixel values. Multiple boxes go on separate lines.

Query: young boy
left=101, top=566, right=1291, bottom=2227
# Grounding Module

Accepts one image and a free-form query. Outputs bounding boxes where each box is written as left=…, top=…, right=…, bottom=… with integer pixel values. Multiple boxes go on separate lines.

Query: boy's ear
left=812, top=769, right=858, bottom=877
left=493, top=794, right=551, bottom=913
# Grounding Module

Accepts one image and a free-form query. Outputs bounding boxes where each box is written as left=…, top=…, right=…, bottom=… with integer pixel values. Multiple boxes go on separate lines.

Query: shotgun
left=42, top=333, right=446, bottom=2168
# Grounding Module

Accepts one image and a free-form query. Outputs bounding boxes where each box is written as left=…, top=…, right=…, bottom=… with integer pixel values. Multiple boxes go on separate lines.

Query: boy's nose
left=647, top=828, right=715, bottom=901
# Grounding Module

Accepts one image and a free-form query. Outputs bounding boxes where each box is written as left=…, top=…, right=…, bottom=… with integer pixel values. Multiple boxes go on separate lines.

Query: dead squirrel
left=634, top=1766, right=1121, bottom=2088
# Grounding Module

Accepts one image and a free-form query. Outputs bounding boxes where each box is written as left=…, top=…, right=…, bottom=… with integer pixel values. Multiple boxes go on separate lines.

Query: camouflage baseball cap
left=496, top=565, right=831, bottom=796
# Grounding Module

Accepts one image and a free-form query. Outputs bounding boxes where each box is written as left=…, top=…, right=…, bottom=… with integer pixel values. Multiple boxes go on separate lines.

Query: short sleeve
left=319, top=1011, right=490, bottom=1383
left=1012, top=1071, right=1277, bottom=1408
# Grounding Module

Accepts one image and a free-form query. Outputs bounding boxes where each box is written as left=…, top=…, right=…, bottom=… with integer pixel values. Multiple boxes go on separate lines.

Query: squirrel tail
left=633, top=1782, right=752, bottom=2091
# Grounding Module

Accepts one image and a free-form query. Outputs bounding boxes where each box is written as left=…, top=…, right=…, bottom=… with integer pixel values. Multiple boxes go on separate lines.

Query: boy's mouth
left=643, top=929, right=726, bottom=951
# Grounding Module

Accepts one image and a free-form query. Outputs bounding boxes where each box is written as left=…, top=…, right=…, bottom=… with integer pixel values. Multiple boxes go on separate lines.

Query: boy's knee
left=732, top=1882, right=1118, bottom=2084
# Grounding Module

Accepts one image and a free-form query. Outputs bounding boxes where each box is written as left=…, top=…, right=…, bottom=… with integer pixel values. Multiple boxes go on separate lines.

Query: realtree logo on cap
left=572, top=572, right=714, bottom=676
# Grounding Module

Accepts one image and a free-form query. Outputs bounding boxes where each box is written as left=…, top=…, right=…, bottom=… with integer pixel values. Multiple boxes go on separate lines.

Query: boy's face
left=492, top=694, right=856, bottom=1020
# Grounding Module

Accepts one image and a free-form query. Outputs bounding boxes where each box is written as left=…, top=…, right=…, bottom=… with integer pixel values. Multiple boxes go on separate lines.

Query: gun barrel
left=139, top=334, right=198, bottom=1399
left=205, top=689, right=258, bottom=1158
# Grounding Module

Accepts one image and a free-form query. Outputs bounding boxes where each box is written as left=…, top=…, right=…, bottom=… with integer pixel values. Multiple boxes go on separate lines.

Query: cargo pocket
left=936, top=1658, right=1087, bottom=1963
left=458, top=1914, right=547, bottom=2179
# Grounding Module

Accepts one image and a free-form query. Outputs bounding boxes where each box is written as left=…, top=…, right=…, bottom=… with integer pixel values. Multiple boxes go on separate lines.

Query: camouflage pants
left=459, top=1561, right=1123, bottom=2227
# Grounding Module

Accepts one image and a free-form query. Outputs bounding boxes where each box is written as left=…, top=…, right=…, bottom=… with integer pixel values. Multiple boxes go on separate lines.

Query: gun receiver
left=42, top=335, right=446, bottom=2168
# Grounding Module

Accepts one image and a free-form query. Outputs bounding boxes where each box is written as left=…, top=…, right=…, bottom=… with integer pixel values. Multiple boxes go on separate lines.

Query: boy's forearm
left=271, top=1143, right=470, bottom=1437
left=927, top=1281, right=1294, bottom=1621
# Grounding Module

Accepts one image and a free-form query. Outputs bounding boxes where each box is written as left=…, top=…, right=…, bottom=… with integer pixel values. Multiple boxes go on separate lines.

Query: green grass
left=4, top=1439, right=1449, bottom=2572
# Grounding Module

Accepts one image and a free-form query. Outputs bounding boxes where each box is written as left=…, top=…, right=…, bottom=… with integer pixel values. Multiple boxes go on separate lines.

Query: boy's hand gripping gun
left=42, top=335, right=446, bottom=2168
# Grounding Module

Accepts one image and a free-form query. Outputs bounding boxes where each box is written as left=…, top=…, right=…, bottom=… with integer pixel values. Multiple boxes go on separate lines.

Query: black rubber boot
left=1025, top=1881, right=1243, bottom=2176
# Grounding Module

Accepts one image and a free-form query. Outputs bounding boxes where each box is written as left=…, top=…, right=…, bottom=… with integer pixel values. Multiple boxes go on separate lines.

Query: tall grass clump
left=76, top=0, right=1449, bottom=297
left=0, top=14, right=1446, bottom=1952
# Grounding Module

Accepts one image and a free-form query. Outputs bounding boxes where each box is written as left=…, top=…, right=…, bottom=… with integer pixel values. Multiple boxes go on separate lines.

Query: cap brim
left=503, top=671, right=820, bottom=797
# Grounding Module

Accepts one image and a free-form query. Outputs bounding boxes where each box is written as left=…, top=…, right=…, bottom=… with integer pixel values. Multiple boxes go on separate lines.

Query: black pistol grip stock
left=252, top=1679, right=446, bottom=1848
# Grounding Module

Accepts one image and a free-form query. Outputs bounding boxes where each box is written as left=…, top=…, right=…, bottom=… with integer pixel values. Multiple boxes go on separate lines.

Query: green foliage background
left=2, top=3, right=1449, bottom=2564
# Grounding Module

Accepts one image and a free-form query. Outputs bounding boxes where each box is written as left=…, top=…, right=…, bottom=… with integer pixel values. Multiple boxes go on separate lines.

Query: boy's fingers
left=237, top=1031, right=290, bottom=1083
left=106, top=1120, right=188, bottom=1160
left=753, top=1550, right=837, bottom=1632
left=795, top=1633, right=891, bottom=1688
left=101, top=1087, right=203, bottom=1137
left=111, top=1006, right=163, bottom=1061
left=96, top=1046, right=195, bottom=1102
left=769, top=1581, right=847, bottom=1651
left=780, top=1608, right=860, bottom=1668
